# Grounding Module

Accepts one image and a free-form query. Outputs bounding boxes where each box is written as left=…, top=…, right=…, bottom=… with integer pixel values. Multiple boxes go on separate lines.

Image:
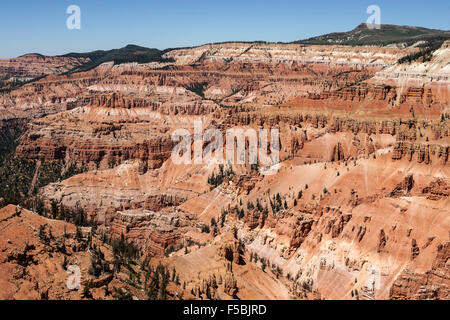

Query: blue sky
left=0, top=0, right=449, bottom=58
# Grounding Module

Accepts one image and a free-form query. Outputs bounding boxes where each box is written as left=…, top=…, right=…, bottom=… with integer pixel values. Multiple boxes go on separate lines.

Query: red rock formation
left=0, top=205, right=140, bottom=300
left=1, top=40, right=449, bottom=301
left=422, top=178, right=450, bottom=200
left=390, top=174, right=415, bottom=197
left=109, top=209, right=184, bottom=256
left=392, top=142, right=449, bottom=165
left=0, top=54, right=89, bottom=79
left=390, top=242, right=450, bottom=300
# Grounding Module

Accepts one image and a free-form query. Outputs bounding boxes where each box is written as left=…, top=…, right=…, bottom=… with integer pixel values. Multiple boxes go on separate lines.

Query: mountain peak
left=295, top=23, right=450, bottom=47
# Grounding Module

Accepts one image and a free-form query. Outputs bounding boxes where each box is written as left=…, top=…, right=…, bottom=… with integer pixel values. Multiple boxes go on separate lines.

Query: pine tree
left=51, top=200, right=58, bottom=219
left=206, top=283, right=212, bottom=299
left=256, top=198, right=263, bottom=211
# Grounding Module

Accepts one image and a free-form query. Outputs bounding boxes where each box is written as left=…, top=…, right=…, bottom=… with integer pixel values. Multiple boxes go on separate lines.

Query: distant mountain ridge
left=295, top=23, right=450, bottom=47
left=61, top=24, right=450, bottom=73
left=2, top=23, right=449, bottom=88
left=61, top=44, right=174, bottom=73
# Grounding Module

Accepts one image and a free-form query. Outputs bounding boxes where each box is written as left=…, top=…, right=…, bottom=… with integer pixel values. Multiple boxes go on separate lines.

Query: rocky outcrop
left=110, top=209, right=185, bottom=256
left=390, top=242, right=450, bottom=300
left=392, top=142, right=449, bottom=165
left=289, top=218, right=314, bottom=250
left=217, top=232, right=244, bottom=266
left=15, top=111, right=177, bottom=169
left=378, top=229, right=387, bottom=252
left=422, top=178, right=450, bottom=200
left=164, top=43, right=411, bottom=68
left=330, top=143, right=345, bottom=162
left=390, top=174, right=414, bottom=197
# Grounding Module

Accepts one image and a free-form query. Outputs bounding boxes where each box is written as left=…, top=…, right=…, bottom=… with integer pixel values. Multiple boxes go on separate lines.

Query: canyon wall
left=0, top=41, right=448, bottom=300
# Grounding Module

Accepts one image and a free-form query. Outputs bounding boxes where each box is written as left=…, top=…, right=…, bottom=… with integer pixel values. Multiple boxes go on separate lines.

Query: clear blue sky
left=0, top=0, right=449, bottom=58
